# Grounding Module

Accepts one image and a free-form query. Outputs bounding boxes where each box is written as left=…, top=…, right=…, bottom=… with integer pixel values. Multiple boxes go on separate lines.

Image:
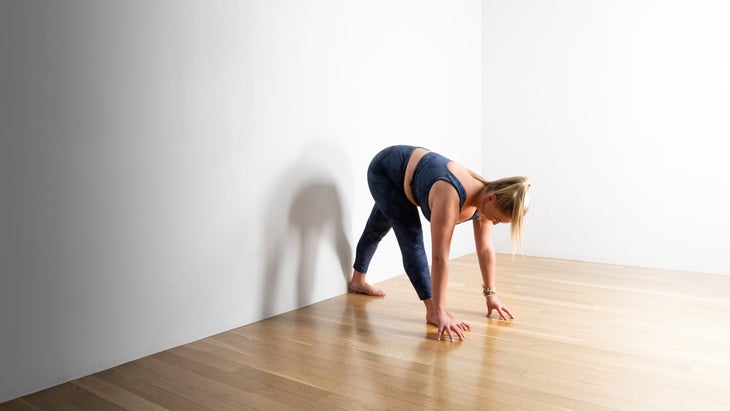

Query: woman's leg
left=386, top=203, right=432, bottom=300
left=365, top=157, right=432, bottom=300
left=350, top=205, right=390, bottom=296
left=350, top=145, right=426, bottom=297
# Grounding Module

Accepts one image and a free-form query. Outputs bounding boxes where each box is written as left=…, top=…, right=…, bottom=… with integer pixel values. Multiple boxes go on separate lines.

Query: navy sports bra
left=410, top=151, right=479, bottom=222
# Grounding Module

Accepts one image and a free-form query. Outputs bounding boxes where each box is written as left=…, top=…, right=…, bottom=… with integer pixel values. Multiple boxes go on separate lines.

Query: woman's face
left=482, top=194, right=512, bottom=225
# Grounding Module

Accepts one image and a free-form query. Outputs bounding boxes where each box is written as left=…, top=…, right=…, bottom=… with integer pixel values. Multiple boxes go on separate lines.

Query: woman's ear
left=480, top=193, right=496, bottom=212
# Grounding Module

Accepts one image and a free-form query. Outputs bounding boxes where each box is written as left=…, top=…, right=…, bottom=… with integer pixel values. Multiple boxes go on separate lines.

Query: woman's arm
left=473, top=219, right=514, bottom=320
left=429, top=182, right=460, bottom=310
left=473, top=218, right=496, bottom=288
left=427, top=181, right=468, bottom=341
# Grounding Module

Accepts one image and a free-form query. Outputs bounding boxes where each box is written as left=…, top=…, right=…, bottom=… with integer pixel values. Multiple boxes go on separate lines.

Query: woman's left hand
left=486, top=295, right=514, bottom=320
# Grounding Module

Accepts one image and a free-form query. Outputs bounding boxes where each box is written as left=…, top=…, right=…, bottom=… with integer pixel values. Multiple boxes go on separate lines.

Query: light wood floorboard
left=2, top=254, right=729, bottom=410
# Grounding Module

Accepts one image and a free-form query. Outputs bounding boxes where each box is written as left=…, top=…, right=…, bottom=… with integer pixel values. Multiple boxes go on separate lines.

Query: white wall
left=0, top=0, right=482, bottom=402
left=483, top=0, right=730, bottom=275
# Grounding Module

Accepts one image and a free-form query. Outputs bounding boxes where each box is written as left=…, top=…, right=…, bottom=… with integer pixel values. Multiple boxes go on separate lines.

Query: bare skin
left=348, top=271, right=385, bottom=296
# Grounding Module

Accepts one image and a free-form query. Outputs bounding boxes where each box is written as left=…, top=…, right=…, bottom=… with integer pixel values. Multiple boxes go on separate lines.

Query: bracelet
left=482, top=286, right=497, bottom=297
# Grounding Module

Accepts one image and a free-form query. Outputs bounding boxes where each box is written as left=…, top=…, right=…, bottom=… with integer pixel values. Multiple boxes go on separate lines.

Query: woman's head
left=471, top=173, right=531, bottom=249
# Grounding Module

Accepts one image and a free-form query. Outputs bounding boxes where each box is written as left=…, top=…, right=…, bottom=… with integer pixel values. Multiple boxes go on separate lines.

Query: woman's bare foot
left=348, top=271, right=385, bottom=296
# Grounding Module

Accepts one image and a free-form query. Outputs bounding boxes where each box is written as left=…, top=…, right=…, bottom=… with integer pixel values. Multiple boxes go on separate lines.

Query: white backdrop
left=0, top=0, right=482, bottom=402
left=483, top=0, right=730, bottom=275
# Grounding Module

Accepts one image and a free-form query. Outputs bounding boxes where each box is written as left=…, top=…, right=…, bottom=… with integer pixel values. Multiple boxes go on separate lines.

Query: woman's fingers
left=443, top=327, right=453, bottom=342
left=438, top=324, right=467, bottom=342
left=435, top=312, right=472, bottom=341
left=450, top=322, right=465, bottom=341
left=438, top=326, right=453, bottom=342
left=495, top=306, right=515, bottom=321
left=456, top=325, right=465, bottom=340
left=498, top=308, right=507, bottom=321
left=487, top=298, right=515, bottom=321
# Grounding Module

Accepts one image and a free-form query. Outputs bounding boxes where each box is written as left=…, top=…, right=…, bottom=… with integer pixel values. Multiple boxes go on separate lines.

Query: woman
left=348, top=145, right=530, bottom=342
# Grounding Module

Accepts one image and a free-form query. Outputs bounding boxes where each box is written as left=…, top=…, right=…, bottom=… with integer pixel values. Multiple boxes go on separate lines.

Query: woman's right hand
left=427, top=309, right=470, bottom=342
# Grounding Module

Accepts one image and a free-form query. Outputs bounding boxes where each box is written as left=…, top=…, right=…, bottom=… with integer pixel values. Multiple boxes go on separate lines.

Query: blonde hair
left=468, top=171, right=531, bottom=249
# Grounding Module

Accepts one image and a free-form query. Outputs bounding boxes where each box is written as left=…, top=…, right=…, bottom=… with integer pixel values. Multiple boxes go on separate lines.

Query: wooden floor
left=3, top=254, right=730, bottom=410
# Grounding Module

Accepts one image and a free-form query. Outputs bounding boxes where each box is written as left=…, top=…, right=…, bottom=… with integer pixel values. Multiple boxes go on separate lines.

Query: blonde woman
left=349, top=145, right=530, bottom=342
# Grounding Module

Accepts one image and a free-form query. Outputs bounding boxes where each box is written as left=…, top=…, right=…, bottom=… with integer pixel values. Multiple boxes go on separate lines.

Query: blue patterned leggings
left=353, top=145, right=431, bottom=300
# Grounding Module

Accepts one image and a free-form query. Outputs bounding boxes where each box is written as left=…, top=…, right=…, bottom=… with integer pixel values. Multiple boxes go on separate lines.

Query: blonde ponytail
left=468, top=171, right=531, bottom=250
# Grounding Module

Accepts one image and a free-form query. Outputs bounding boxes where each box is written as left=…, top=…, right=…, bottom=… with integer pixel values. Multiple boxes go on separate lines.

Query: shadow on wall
left=261, top=145, right=353, bottom=319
